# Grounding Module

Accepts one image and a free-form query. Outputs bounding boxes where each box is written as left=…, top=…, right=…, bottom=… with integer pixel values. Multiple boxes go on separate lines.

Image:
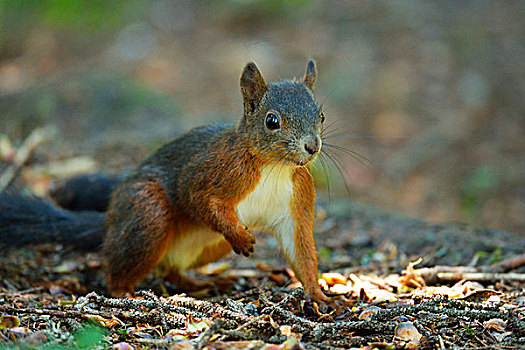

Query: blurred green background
left=1, top=0, right=524, bottom=234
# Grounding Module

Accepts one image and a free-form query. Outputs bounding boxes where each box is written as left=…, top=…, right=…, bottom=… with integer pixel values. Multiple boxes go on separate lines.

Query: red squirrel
left=0, top=61, right=328, bottom=302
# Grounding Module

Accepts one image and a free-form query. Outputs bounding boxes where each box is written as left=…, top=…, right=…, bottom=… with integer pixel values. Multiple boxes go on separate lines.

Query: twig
left=83, top=291, right=277, bottom=336
left=85, top=292, right=206, bottom=318
left=265, top=303, right=315, bottom=330
left=0, top=126, right=56, bottom=192
left=437, top=272, right=525, bottom=282
left=167, top=294, right=273, bottom=331
left=0, top=304, right=160, bottom=326
left=0, top=286, right=44, bottom=297
left=133, top=338, right=176, bottom=346
left=413, top=265, right=525, bottom=284
left=414, top=265, right=478, bottom=284
left=196, top=319, right=227, bottom=350
left=312, top=319, right=396, bottom=341
left=228, top=289, right=289, bottom=335
left=490, top=254, right=525, bottom=272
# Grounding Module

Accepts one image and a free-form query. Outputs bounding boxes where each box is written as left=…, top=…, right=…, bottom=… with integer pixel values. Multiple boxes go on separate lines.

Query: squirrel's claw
left=226, top=227, right=256, bottom=257
left=306, top=289, right=348, bottom=313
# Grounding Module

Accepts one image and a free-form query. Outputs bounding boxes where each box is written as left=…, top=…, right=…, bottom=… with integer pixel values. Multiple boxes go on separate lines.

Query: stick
left=0, top=126, right=56, bottom=191
left=437, top=272, right=525, bottom=282
left=490, top=254, right=525, bottom=272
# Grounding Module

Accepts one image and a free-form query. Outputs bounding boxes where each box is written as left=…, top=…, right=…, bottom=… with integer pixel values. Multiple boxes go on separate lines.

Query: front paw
left=226, top=226, right=256, bottom=257
left=308, top=289, right=347, bottom=310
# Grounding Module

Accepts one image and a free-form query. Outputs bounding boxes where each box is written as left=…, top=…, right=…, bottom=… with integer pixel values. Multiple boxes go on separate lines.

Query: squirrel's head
left=239, top=60, right=324, bottom=167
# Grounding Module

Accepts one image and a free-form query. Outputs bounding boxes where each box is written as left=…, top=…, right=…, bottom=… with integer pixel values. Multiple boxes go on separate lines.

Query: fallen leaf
left=185, top=316, right=211, bottom=335
left=83, top=314, right=122, bottom=328
left=198, top=262, right=229, bottom=275
left=280, top=325, right=293, bottom=337
left=9, top=326, right=31, bottom=334
left=52, top=261, right=80, bottom=274
left=113, top=342, right=133, bottom=350
left=329, top=283, right=351, bottom=294
left=399, top=260, right=426, bottom=289
left=483, top=318, right=506, bottom=332
left=0, top=315, right=20, bottom=329
left=394, top=322, right=422, bottom=349
left=321, top=272, right=347, bottom=285
left=359, top=306, right=382, bottom=320
left=280, top=337, right=302, bottom=350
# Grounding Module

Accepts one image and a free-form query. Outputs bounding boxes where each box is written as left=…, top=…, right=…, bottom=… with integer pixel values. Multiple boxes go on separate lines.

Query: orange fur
left=189, top=240, right=233, bottom=269
left=289, top=166, right=327, bottom=302
left=178, top=135, right=265, bottom=256
left=105, top=181, right=175, bottom=295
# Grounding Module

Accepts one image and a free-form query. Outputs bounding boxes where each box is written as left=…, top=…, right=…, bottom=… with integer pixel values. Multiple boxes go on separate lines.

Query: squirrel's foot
left=106, top=277, right=136, bottom=298
left=164, top=271, right=213, bottom=292
left=225, top=225, right=256, bottom=257
left=305, top=287, right=348, bottom=311
left=308, top=288, right=330, bottom=304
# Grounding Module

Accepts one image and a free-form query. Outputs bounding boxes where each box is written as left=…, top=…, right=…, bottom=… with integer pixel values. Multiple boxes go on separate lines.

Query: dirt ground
left=0, top=199, right=524, bottom=349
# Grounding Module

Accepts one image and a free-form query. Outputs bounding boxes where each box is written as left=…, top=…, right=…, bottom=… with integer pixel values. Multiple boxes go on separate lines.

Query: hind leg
left=104, top=181, right=175, bottom=296
left=164, top=270, right=213, bottom=291
left=165, top=240, right=233, bottom=292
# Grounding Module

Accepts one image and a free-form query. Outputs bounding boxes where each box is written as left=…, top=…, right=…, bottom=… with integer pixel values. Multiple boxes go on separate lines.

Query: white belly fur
left=159, top=164, right=296, bottom=274
left=236, top=164, right=296, bottom=260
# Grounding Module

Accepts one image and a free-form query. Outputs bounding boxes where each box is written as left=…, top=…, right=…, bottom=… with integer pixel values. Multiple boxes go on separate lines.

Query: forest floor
left=0, top=186, right=524, bottom=349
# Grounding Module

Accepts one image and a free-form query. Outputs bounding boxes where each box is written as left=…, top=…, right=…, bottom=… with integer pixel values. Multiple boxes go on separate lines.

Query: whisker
left=323, top=134, right=408, bottom=141
left=321, top=149, right=352, bottom=198
left=317, top=153, right=331, bottom=203
left=321, top=128, right=351, bottom=139
left=323, top=143, right=374, bottom=170
left=318, top=84, right=339, bottom=111
left=321, top=126, right=355, bottom=139
left=321, top=118, right=349, bottom=134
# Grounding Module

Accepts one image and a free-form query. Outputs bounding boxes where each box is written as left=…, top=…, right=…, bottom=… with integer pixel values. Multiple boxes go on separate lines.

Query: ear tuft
left=303, top=59, right=317, bottom=90
left=240, top=62, right=268, bottom=115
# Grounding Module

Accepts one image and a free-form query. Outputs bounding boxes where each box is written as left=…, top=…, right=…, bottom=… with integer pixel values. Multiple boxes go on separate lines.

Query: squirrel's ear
left=303, top=59, right=317, bottom=90
left=240, top=62, right=268, bottom=114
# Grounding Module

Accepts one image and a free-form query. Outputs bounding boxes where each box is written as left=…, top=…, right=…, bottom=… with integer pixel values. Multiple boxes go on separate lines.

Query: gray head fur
left=239, top=60, right=324, bottom=166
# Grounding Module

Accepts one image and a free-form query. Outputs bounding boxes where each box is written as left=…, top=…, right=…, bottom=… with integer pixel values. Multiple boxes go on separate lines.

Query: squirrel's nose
left=304, top=137, right=321, bottom=155
left=304, top=143, right=319, bottom=155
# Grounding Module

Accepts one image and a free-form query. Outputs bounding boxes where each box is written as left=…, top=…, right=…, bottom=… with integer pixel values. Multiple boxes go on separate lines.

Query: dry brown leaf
left=321, top=272, right=347, bottom=285
left=0, top=315, right=20, bottom=329
left=197, top=262, right=229, bottom=275
left=399, top=260, right=426, bottom=290
left=394, top=322, right=423, bottom=349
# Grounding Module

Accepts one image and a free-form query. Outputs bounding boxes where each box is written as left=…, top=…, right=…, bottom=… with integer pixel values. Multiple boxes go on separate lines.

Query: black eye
left=320, top=112, right=326, bottom=123
left=265, top=112, right=281, bottom=130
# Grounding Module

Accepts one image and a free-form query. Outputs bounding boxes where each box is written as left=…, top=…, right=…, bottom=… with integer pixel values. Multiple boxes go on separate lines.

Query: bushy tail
left=0, top=189, right=105, bottom=250
left=50, top=173, right=125, bottom=212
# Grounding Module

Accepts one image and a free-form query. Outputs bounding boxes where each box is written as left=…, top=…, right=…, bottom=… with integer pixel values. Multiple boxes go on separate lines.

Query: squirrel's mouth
left=289, top=153, right=319, bottom=167
left=266, top=146, right=320, bottom=167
